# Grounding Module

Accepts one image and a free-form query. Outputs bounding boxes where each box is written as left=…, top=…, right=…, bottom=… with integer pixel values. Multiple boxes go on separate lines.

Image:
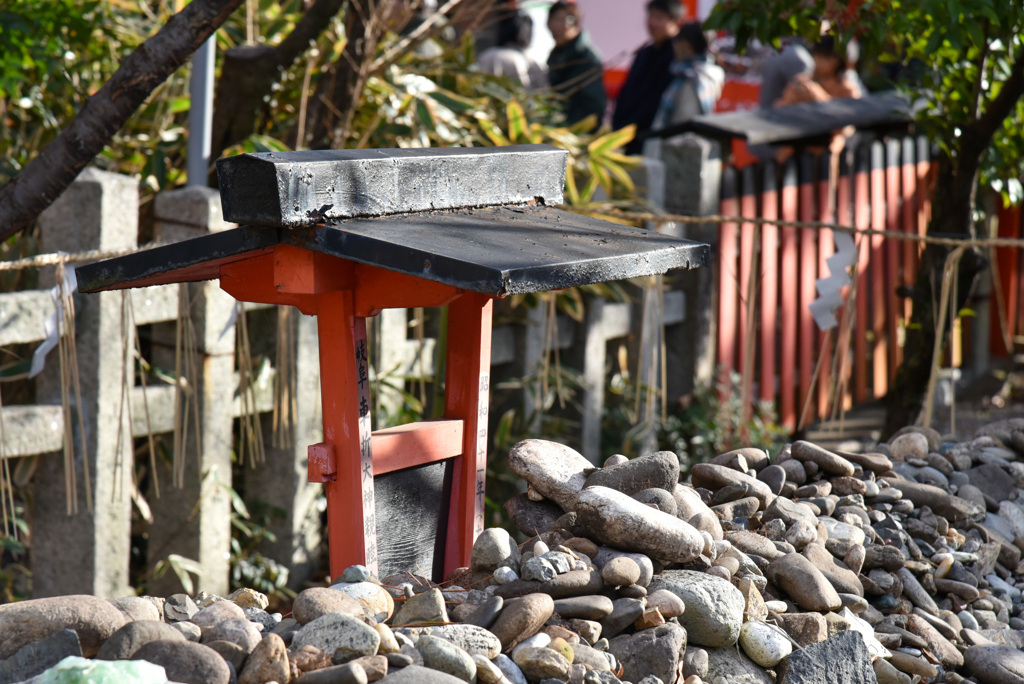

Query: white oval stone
left=818, top=518, right=866, bottom=546
left=331, top=581, right=394, bottom=622
left=739, top=620, right=792, bottom=667
left=764, top=600, right=788, bottom=613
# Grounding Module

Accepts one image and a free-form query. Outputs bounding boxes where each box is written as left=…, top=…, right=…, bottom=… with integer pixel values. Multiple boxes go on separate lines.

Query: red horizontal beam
left=371, top=419, right=465, bottom=475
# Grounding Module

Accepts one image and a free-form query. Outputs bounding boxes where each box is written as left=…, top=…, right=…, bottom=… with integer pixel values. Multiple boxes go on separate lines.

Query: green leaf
left=494, top=408, right=515, bottom=449
left=477, top=117, right=509, bottom=146
left=506, top=100, right=527, bottom=143
left=428, top=90, right=478, bottom=113
left=587, top=125, right=636, bottom=157
left=564, top=160, right=580, bottom=205
left=415, top=99, right=436, bottom=133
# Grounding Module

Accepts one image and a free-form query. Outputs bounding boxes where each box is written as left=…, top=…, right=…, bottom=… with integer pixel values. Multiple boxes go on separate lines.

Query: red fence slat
left=853, top=146, right=871, bottom=404
left=816, top=154, right=834, bottom=419
left=885, top=139, right=902, bottom=378
left=779, top=160, right=799, bottom=429
left=760, top=163, right=779, bottom=403
left=718, top=168, right=740, bottom=380
left=869, top=141, right=888, bottom=398
left=739, top=167, right=758, bottom=378
left=798, top=154, right=818, bottom=423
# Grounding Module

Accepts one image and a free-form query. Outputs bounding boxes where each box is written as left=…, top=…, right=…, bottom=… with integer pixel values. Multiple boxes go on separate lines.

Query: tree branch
left=961, top=45, right=1024, bottom=162
left=303, top=0, right=398, bottom=149
left=968, top=22, right=990, bottom=122
left=0, top=0, right=245, bottom=242
left=369, top=0, right=466, bottom=73
left=210, top=0, right=348, bottom=159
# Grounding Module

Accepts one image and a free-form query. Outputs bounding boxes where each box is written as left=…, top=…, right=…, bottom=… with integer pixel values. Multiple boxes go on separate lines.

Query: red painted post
left=816, top=155, right=834, bottom=420
left=738, top=167, right=758, bottom=380
left=853, top=145, right=870, bottom=404
left=760, top=163, right=779, bottom=404
left=869, top=142, right=888, bottom=398
left=443, top=292, right=493, bottom=576
left=885, top=139, right=902, bottom=378
left=835, top=157, right=854, bottom=412
left=798, top=154, right=817, bottom=419
left=901, top=137, right=918, bottom=332
left=779, top=160, right=799, bottom=429
left=718, top=168, right=740, bottom=386
left=315, top=292, right=379, bottom=580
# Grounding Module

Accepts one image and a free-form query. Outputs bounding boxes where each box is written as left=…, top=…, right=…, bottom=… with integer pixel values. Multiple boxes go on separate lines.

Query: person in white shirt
left=477, top=11, right=547, bottom=91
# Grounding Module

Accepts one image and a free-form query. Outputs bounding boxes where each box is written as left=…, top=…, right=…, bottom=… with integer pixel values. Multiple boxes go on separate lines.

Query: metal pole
left=187, top=37, right=216, bottom=187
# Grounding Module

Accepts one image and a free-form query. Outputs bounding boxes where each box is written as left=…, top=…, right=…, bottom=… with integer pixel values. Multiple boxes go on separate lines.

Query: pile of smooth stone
left=4, top=420, right=1024, bottom=684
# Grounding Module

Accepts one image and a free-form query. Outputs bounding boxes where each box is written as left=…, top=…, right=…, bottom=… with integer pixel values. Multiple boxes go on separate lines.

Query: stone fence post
left=33, top=168, right=138, bottom=598
left=146, top=187, right=238, bottom=596
left=657, top=134, right=722, bottom=395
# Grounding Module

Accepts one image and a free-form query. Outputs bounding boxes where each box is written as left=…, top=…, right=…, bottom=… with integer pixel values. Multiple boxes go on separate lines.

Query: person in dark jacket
left=546, top=1, right=607, bottom=130
left=612, top=0, right=684, bottom=153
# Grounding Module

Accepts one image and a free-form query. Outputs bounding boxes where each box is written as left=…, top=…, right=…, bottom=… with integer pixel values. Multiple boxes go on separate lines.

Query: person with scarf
left=652, top=22, right=725, bottom=130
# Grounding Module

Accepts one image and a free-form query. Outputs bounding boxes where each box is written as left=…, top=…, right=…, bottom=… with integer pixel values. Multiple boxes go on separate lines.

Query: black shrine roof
left=77, top=145, right=708, bottom=297
left=77, top=206, right=709, bottom=297
left=647, top=91, right=914, bottom=146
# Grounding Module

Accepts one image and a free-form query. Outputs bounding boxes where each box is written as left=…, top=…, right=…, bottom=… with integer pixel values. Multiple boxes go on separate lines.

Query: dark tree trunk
left=883, top=49, right=1024, bottom=438
left=302, top=0, right=397, bottom=150
left=0, top=0, right=244, bottom=242
left=883, top=152, right=983, bottom=437
left=209, top=0, right=348, bottom=161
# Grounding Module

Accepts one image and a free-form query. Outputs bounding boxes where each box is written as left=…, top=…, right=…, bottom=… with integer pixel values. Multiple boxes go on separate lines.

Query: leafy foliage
left=0, top=0, right=114, bottom=183
left=708, top=0, right=1024, bottom=204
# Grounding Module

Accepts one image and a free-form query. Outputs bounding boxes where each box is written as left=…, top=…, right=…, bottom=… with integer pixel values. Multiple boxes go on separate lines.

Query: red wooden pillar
left=738, top=166, right=758, bottom=382
left=760, top=163, right=779, bottom=404
left=816, top=154, right=835, bottom=420
left=314, top=295, right=379, bottom=579
left=853, top=146, right=871, bottom=404
left=718, top=168, right=740, bottom=386
left=444, top=293, right=493, bottom=576
left=884, top=139, right=902, bottom=377
left=779, top=160, right=800, bottom=429
left=869, top=142, right=888, bottom=398
left=798, top=154, right=817, bottom=420
left=901, top=137, right=919, bottom=333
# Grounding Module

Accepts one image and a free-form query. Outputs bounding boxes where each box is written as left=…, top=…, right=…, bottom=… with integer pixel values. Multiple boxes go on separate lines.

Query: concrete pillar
left=659, top=134, right=722, bottom=397
left=575, top=298, right=606, bottom=463
left=147, top=187, right=237, bottom=596
left=33, top=168, right=137, bottom=598
left=247, top=311, right=324, bottom=589
left=518, top=301, right=550, bottom=434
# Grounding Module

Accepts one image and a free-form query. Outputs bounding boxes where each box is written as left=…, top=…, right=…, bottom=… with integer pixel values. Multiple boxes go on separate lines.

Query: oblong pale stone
left=508, top=440, right=593, bottom=511
left=575, top=487, right=704, bottom=563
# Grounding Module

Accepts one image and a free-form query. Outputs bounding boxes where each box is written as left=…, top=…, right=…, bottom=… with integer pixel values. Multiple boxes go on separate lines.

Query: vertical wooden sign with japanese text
left=353, top=319, right=378, bottom=574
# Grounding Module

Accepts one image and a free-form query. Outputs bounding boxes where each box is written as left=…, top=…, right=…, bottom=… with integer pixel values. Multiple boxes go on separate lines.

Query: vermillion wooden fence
left=716, top=136, right=938, bottom=430
left=992, top=201, right=1024, bottom=356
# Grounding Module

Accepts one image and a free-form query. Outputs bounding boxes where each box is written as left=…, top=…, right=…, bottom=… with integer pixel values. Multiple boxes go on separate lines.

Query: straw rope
left=597, top=209, right=1024, bottom=250
left=0, top=210, right=1021, bottom=275
left=1, top=207, right=1021, bottom=443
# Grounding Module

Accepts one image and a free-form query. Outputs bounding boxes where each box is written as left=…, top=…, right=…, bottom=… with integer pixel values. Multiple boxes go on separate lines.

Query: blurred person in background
left=546, top=1, right=607, bottom=130
left=773, top=35, right=863, bottom=158
left=758, top=37, right=814, bottom=109
left=477, top=11, right=547, bottom=90
left=651, top=21, right=724, bottom=130
left=774, top=35, right=861, bottom=106
left=612, top=0, right=685, bottom=154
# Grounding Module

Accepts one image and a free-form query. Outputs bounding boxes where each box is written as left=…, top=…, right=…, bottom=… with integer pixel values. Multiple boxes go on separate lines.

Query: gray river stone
left=575, top=487, right=703, bottom=563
